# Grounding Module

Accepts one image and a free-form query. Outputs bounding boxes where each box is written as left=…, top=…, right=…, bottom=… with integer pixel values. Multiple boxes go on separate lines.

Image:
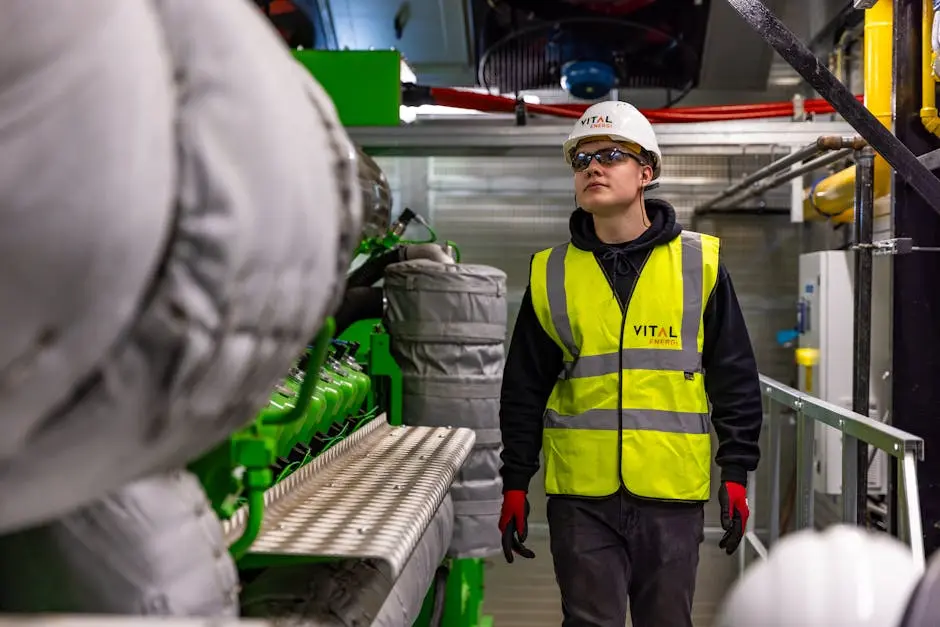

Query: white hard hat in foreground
left=563, top=101, right=662, bottom=180
left=716, top=525, right=922, bottom=627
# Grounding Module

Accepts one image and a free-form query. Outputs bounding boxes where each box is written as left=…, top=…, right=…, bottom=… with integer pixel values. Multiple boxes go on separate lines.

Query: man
left=497, top=100, right=763, bottom=627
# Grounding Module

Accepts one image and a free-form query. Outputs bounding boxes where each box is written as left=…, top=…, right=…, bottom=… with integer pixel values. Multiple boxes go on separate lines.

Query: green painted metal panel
left=413, top=558, right=491, bottom=626
left=293, top=49, right=401, bottom=127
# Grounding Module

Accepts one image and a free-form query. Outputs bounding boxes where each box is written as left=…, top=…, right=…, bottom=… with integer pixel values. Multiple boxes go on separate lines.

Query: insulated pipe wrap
left=384, top=260, right=507, bottom=558
left=0, top=471, right=238, bottom=615
left=0, top=0, right=176, bottom=472
left=0, top=0, right=361, bottom=534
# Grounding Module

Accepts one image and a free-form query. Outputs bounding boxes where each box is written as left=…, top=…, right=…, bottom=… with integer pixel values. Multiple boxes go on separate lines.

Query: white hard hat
left=563, top=101, right=662, bottom=180
left=716, top=526, right=922, bottom=627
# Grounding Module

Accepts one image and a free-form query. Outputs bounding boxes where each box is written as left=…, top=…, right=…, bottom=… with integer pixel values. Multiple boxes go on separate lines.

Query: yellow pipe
left=920, top=0, right=940, bottom=135
left=805, top=158, right=894, bottom=220
left=804, top=0, right=894, bottom=222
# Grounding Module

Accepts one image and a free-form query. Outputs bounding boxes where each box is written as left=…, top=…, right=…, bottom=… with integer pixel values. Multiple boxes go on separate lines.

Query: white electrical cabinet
left=797, top=251, right=887, bottom=496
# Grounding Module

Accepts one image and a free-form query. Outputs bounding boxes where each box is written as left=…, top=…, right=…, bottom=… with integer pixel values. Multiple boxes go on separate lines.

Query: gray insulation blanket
left=0, top=471, right=238, bottom=615
left=0, top=0, right=361, bottom=534
left=240, top=494, right=455, bottom=625
left=384, top=260, right=507, bottom=558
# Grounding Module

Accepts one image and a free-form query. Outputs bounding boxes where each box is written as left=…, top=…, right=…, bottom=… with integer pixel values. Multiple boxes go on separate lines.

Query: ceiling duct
left=470, top=0, right=709, bottom=103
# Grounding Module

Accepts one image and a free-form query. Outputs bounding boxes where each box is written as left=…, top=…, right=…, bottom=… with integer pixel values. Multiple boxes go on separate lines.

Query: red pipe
left=425, top=86, right=864, bottom=123
left=429, top=88, right=582, bottom=118
left=546, top=96, right=861, bottom=115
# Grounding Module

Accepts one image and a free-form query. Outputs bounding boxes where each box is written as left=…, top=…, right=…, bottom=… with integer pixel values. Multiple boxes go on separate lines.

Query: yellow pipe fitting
left=920, top=0, right=940, bottom=136
left=795, top=348, right=820, bottom=394
left=922, top=107, right=940, bottom=133
left=806, top=158, right=893, bottom=218
left=804, top=0, right=894, bottom=223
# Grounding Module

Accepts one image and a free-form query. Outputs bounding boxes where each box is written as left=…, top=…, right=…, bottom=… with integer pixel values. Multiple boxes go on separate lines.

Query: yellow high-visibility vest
left=529, top=231, right=721, bottom=501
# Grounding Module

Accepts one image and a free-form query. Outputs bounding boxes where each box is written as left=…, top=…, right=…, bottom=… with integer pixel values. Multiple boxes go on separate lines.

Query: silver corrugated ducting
left=356, top=146, right=393, bottom=241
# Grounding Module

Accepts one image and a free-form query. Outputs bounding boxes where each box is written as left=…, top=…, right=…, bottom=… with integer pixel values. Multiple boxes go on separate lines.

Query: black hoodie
left=498, top=199, right=763, bottom=496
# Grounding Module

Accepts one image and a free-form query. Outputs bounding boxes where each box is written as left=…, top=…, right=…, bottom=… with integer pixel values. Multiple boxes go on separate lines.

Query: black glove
left=499, top=491, right=535, bottom=563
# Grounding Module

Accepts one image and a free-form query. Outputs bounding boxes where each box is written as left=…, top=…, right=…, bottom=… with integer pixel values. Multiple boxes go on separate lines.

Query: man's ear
left=641, top=165, right=653, bottom=187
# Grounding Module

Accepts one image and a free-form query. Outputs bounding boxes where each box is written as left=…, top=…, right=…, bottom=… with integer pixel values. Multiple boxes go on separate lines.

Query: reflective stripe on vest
left=529, top=231, right=720, bottom=501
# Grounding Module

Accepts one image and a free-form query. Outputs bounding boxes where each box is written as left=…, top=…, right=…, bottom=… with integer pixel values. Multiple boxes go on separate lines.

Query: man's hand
left=499, top=490, right=536, bottom=563
left=719, top=481, right=749, bottom=555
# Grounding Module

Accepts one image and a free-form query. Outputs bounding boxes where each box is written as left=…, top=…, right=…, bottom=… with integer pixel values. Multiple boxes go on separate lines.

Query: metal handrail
left=739, top=374, right=926, bottom=576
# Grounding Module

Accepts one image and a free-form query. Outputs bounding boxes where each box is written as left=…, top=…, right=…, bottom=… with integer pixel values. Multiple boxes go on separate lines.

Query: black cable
left=662, top=80, right=695, bottom=108
left=347, top=249, right=403, bottom=288
left=428, top=565, right=450, bottom=627
left=333, top=287, right=385, bottom=336
left=808, top=1, right=863, bottom=51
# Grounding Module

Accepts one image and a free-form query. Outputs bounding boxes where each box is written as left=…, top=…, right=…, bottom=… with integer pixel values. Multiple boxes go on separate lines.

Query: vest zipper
left=614, top=250, right=651, bottom=497
left=606, top=248, right=703, bottom=504
left=596, top=258, right=626, bottom=312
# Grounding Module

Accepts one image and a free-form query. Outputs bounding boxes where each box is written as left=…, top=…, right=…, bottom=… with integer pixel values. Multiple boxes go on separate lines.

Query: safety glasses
left=570, top=147, right=641, bottom=172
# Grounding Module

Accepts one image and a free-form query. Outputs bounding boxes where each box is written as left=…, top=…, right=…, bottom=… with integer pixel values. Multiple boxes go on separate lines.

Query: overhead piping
left=709, top=149, right=853, bottom=213
left=696, top=141, right=826, bottom=212
left=403, top=84, right=861, bottom=123
left=537, top=97, right=862, bottom=121
left=806, top=0, right=894, bottom=224
left=693, top=137, right=863, bottom=215
left=831, top=23, right=863, bottom=84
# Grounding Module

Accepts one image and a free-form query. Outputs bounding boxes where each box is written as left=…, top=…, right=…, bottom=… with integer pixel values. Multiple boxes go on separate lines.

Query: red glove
left=719, top=481, right=749, bottom=555
left=499, top=490, right=535, bottom=563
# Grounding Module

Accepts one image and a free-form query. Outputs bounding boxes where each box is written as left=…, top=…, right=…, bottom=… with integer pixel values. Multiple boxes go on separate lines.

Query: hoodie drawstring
left=600, top=247, right=639, bottom=279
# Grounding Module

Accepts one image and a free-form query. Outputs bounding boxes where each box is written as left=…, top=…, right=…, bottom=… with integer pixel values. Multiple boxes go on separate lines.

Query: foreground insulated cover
left=0, top=0, right=361, bottom=534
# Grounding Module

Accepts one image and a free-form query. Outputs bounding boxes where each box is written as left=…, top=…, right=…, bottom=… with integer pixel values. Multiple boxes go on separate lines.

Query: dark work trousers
left=547, top=491, right=704, bottom=627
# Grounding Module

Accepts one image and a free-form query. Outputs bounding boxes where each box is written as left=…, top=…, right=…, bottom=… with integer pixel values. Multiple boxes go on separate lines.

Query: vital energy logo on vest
left=633, top=324, right=680, bottom=347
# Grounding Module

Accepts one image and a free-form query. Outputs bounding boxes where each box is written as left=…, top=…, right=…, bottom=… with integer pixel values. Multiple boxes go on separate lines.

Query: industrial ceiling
left=287, top=0, right=857, bottom=106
